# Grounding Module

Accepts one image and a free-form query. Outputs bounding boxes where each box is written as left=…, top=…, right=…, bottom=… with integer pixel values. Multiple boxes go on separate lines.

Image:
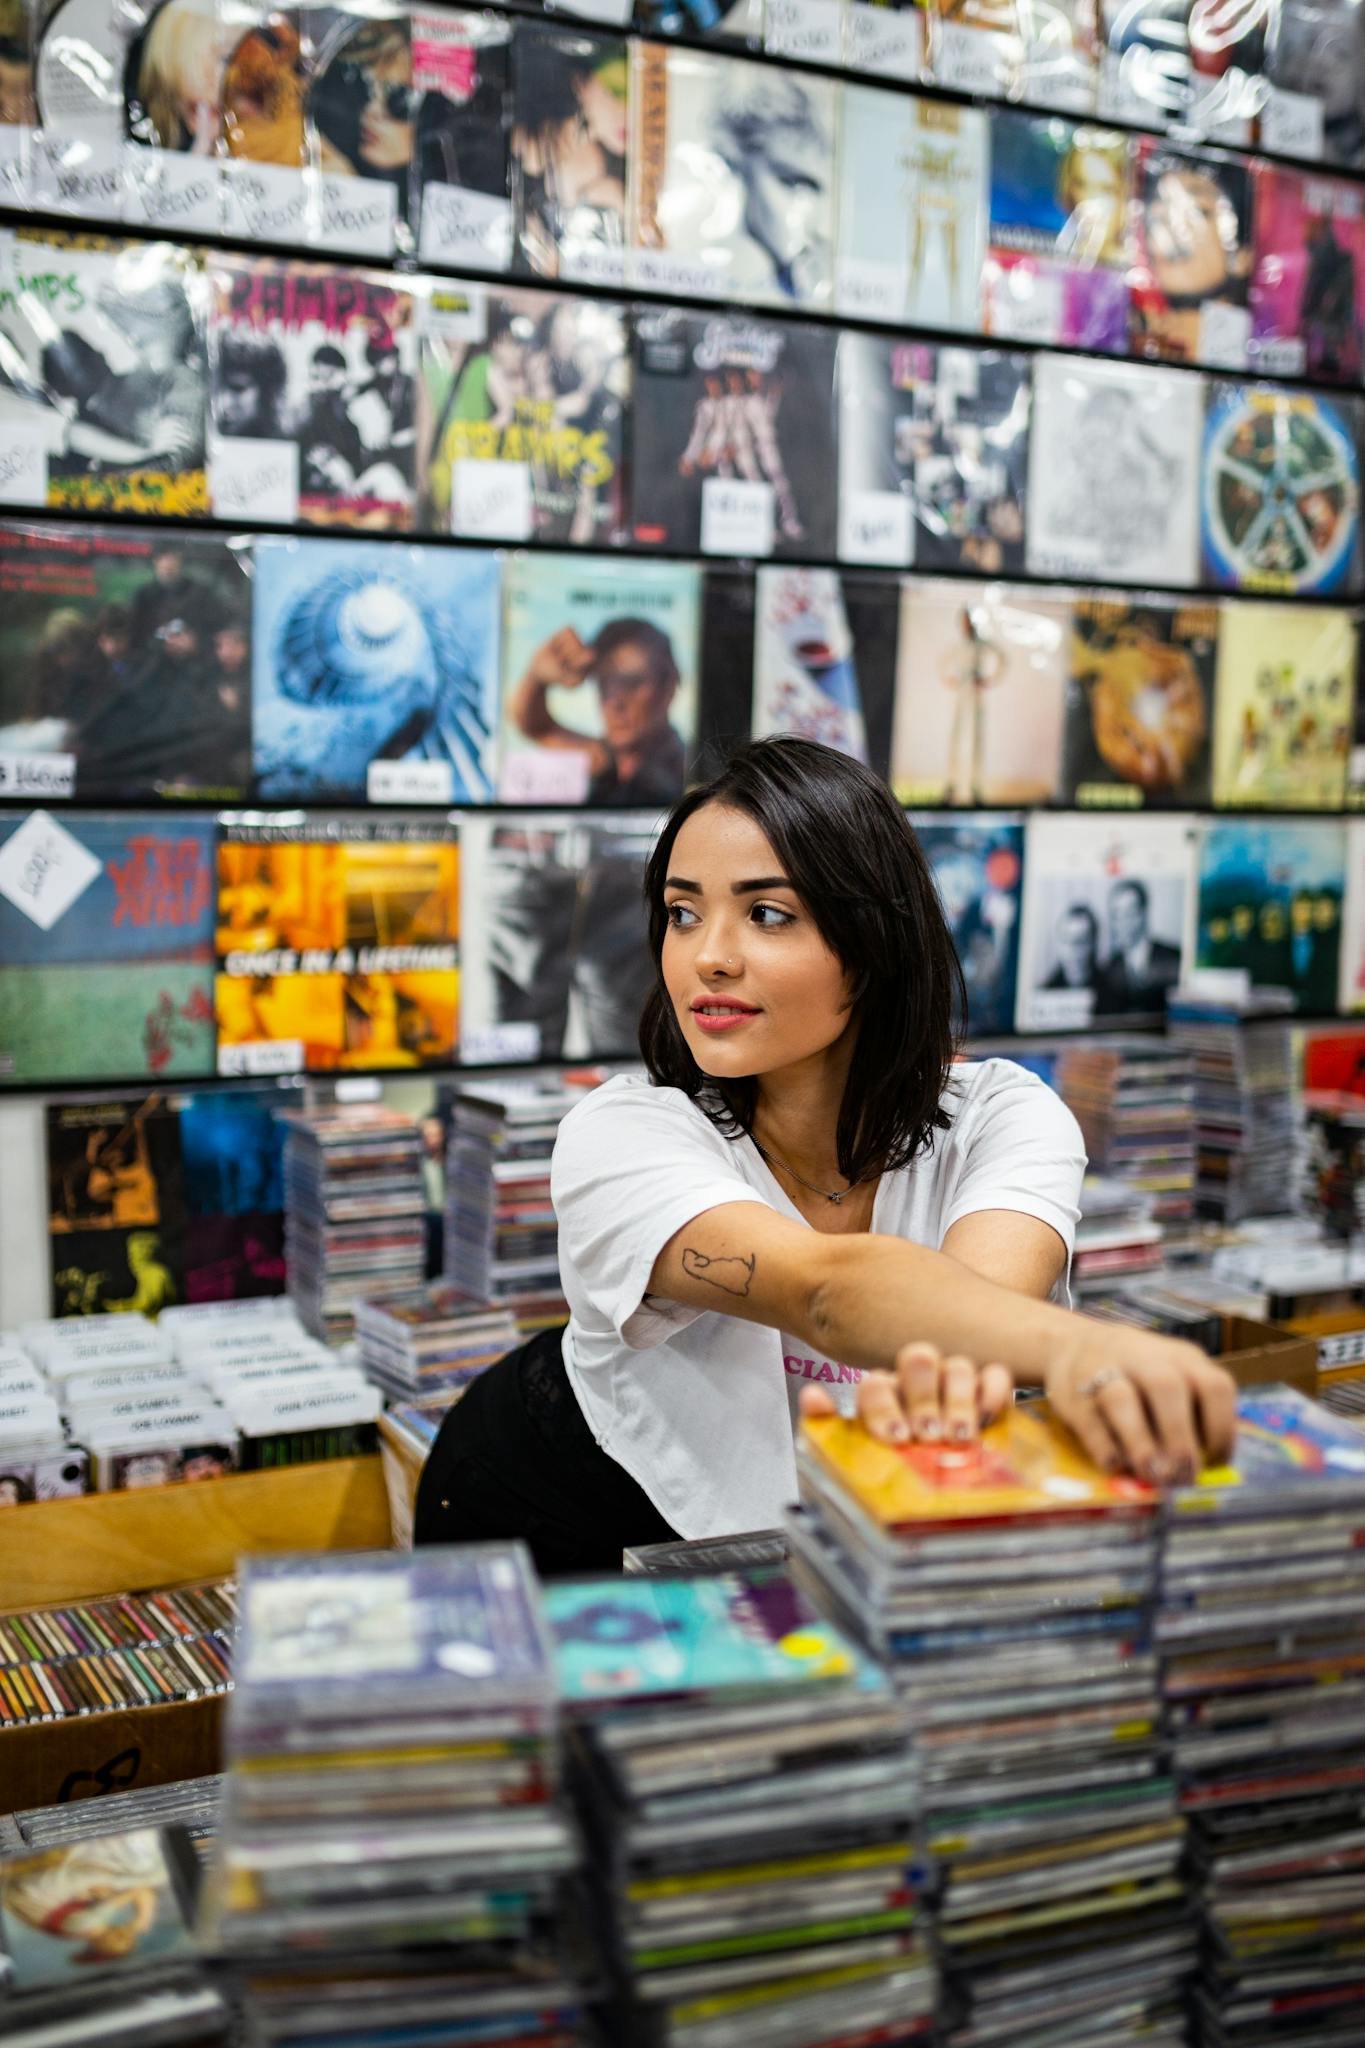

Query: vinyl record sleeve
left=1016, top=811, right=1195, bottom=1032
left=1129, top=139, right=1253, bottom=370
left=0, top=0, right=33, bottom=207
left=1211, top=600, right=1354, bottom=809
left=752, top=567, right=868, bottom=762
left=1263, top=0, right=1365, bottom=166
left=304, top=0, right=409, bottom=258
left=1250, top=166, right=1365, bottom=385
left=408, top=7, right=512, bottom=272
left=1337, top=818, right=1365, bottom=1013
left=630, top=306, right=837, bottom=561
left=1026, top=355, right=1201, bottom=587
left=1193, top=817, right=1345, bottom=1014
left=218, top=0, right=310, bottom=245
left=1200, top=380, right=1363, bottom=596
left=1097, top=0, right=1189, bottom=130
left=837, top=88, right=988, bottom=332
left=1062, top=594, right=1218, bottom=808
left=982, top=111, right=1132, bottom=353
left=0, top=1829, right=202, bottom=1989
left=908, top=811, right=1025, bottom=1038
left=509, top=22, right=628, bottom=288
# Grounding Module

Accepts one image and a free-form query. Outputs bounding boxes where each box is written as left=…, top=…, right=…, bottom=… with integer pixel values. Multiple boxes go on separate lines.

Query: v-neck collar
left=738, top=1130, right=887, bottom=1232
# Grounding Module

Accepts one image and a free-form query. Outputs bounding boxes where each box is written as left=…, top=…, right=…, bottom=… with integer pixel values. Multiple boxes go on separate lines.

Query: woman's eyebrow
left=664, top=875, right=701, bottom=893
left=732, top=877, right=791, bottom=894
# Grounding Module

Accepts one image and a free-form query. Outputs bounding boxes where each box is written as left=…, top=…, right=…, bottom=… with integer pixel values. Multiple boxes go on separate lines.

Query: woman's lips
left=691, top=1002, right=760, bottom=1035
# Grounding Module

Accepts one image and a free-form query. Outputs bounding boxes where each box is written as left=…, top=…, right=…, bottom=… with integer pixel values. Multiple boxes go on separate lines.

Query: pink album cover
left=1250, top=165, right=1365, bottom=385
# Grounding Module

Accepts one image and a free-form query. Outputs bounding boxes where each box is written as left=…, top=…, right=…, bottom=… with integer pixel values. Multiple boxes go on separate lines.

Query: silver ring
left=1077, top=1366, right=1126, bottom=1401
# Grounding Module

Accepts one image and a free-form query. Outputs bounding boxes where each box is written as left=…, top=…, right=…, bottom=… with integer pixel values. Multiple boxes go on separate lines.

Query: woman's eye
left=665, top=902, right=699, bottom=928
left=751, top=903, right=793, bottom=929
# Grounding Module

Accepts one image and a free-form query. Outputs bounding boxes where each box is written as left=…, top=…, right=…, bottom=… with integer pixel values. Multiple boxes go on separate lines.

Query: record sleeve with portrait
left=407, top=8, right=512, bottom=272
left=0, top=229, right=208, bottom=516
left=891, top=578, right=1069, bottom=807
left=497, top=551, right=700, bottom=806
left=304, top=0, right=411, bottom=258
left=214, top=810, right=460, bottom=1074
left=1249, top=165, right=1365, bottom=384
left=834, top=86, right=988, bottom=331
left=509, top=21, right=628, bottom=288
left=628, top=40, right=836, bottom=308
left=1200, top=380, right=1363, bottom=596
left=459, top=809, right=659, bottom=1065
left=1262, top=0, right=1365, bottom=165
left=908, top=811, right=1026, bottom=1038
left=1195, top=817, right=1345, bottom=1014
left=1062, top=594, right=1218, bottom=808
left=752, top=567, right=870, bottom=763
left=1026, top=355, right=1201, bottom=586
left=1015, top=812, right=1195, bottom=1032
left=417, top=278, right=627, bottom=546
left=1211, top=599, right=1355, bottom=810
left=208, top=255, right=417, bottom=530
left=250, top=534, right=501, bottom=803
left=981, top=111, right=1133, bottom=353
left=218, top=0, right=310, bottom=244
left=631, top=306, right=838, bottom=561
left=0, top=522, right=252, bottom=802
left=1128, top=139, right=1253, bottom=369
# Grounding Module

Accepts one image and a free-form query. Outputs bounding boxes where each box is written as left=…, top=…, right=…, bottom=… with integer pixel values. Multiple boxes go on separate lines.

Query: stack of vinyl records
left=200, top=1545, right=589, bottom=2048
left=282, top=1106, right=427, bottom=1344
left=353, top=1281, right=519, bottom=1403
left=1167, top=993, right=1298, bottom=1222
left=788, top=1410, right=1190, bottom=2048
left=1071, top=1174, right=1166, bottom=1293
left=1158, top=1385, right=1365, bottom=2048
left=544, top=1570, right=933, bottom=2048
left=1056, top=1039, right=1198, bottom=1236
left=444, top=1079, right=595, bottom=1333
left=0, top=1826, right=230, bottom=2048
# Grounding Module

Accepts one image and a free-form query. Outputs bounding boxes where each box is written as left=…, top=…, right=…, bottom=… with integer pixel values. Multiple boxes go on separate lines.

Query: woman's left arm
left=940, top=1210, right=1067, bottom=1301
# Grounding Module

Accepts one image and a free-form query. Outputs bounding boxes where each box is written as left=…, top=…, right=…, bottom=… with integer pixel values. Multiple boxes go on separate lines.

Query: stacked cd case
left=281, top=1105, right=427, bottom=1344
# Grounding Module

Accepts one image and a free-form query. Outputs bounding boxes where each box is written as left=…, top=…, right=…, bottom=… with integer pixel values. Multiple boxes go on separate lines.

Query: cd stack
left=1158, top=1386, right=1365, bottom=2048
left=282, top=1107, right=427, bottom=1345
left=1056, top=1039, right=1198, bottom=1242
left=1166, top=993, right=1298, bottom=1222
left=544, top=1570, right=933, bottom=2048
left=353, top=1282, right=520, bottom=1404
left=444, top=1080, right=594, bottom=1333
left=200, top=1545, right=588, bottom=2048
left=787, top=1412, right=1189, bottom=2048
left=1071, top=1174, right=1166, bottom=1294
left=7, top=1776, right=224, bottom=1855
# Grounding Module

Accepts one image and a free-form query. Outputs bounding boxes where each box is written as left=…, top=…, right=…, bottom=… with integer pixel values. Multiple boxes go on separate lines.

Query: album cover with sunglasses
left=510, top=22, right=628, bottom=288
left=219, top=0, right=310, bottom=245
left=305, top=1, right=412, bottom=258
left=409, top=8, right=512, bottom=272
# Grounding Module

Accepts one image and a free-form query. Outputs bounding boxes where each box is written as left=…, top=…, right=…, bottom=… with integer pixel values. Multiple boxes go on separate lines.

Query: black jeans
left=413, top=1325, right=678, bottom=1576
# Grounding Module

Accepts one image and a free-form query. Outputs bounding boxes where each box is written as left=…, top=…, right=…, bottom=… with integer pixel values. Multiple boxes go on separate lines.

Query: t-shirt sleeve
left=551, top=1084, right=772, bottom=1351
left=937, top=1062, right=1087, bottom=1264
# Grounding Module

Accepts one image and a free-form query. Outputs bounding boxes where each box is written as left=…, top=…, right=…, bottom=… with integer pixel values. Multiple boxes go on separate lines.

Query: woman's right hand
left=1045, top=1324, right=1238, bottom=1485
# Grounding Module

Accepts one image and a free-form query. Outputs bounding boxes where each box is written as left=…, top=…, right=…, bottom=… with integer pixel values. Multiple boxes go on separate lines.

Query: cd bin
left=0, top=1454, right=391, bottom=1813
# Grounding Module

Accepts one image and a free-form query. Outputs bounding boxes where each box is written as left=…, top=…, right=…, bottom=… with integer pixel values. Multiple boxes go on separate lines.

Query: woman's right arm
left=648, top=1201, right=1236, bottom=1482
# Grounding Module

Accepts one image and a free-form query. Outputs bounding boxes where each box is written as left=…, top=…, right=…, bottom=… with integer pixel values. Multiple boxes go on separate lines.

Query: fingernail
left=950, top=1420, right=973, bottom=1442
left=1143, top=1456, right=1171, bottom=1485
left=917, top=1417, right=943, bottom=1441
left=888, top=1421, right=910, bottom=1443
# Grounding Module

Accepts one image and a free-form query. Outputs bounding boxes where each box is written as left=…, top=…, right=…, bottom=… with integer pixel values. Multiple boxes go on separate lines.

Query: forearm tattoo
left=681, top=1247, right=756, bottom=1297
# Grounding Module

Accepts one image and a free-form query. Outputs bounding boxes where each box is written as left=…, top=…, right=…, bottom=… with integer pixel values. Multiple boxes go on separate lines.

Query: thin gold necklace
left=749, top=1134, right=876, bottom=1206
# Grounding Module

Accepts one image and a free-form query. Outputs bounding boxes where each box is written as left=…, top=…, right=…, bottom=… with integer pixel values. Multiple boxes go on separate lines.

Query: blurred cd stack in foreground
left=444, top=1079, right=595, bottom=1334
left=788, top=1411, right=1191, bottom=2048
left=1158, top=1387, right=1365, bottom=2048
left=200, top=1545, right=591, bottom=2048
left=545, top=1570, right=933, bottom=2048
left=354, top=1281, right=519, bottom=1404
left=282, top=1107, right=426, bottom=1344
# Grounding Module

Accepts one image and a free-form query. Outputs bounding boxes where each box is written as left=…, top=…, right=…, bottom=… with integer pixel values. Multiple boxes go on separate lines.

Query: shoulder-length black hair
left=639, top=737, right=964, bottom=1186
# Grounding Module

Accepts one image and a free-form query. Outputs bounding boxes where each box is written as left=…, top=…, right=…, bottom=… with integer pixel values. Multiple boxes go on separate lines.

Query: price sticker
left=367, top=760, right=456, bottom=805
left=498, top=750, right=591, bottom=804
left=452, top=458, right=534, bottom=541
left=218, top=1040, right=306, bottom=1078
left=461, top=1022, right=542, bottom=1064
left=210, top=437, right=299, bottom=525
left=0, top=811, right=101, bottom=931
left=701, top=478, right=775, bottom=559
left=0, top=752, right=75, bottom=799
left=840, top=489, right=913, bottom=567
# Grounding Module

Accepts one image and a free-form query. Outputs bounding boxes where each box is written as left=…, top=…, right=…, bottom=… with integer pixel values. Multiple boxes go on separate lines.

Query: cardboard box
left=1219, top=1315, right=1319, bottom=1398
left=0, top=1695, right=225, bottom=1816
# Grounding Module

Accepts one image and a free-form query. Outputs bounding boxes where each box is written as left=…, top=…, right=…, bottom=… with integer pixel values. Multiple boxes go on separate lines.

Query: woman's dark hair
left=640, top=736, right=964, bottom=1186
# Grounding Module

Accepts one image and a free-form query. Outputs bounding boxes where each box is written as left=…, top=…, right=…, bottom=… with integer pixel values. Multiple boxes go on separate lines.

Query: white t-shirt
left=550, top=1058, right=1086, bottom=1542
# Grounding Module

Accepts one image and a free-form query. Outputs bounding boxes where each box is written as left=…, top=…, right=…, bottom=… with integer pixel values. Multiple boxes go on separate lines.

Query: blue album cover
left=180, top=1090, right=292, bottom=1218
left=252, top=539, right=501, bottom=802
left=1177, top=1385, right=1365, bottom=1511
left=910, top=814, right=1024, bottom=1038
left=1202, top=382, right=1363, bottom=596
left=1194, top=819, right=1345, bottom=1013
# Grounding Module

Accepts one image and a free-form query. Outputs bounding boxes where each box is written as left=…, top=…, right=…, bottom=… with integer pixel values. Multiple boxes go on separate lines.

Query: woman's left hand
left=799, top=1341, right=1013, bottom=1445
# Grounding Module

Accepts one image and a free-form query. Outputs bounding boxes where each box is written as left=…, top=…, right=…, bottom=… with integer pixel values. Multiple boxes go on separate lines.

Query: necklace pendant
left=828, top=1191, right=843, bottom=1204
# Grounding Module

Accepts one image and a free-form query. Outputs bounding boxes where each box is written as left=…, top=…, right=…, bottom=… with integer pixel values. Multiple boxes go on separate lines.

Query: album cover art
left=1027, top=355, right=1202, bottom=585
left=1186, top=0, right=1267, bottom=143
left=0, top=1832, right=199, bottom=1987
left=0, top=0, right=32, bottom=202
left=215, top=812, right=459, bottom=1072
left=1016, top=813, right=1194, bottom=1031
left=510, top=23, right=627, bottom=287
left=47, top=1095, right=187, bottom=1324
left=498, top=552, right=700, bottom=805
left=180, top=1085, right=295, bottom=1300
left=628, top=41, right=836, bottom=308
left=1194, top=818, right=1345, bottom=1013
left=835, top=86, right=988, bottom=331
left=1211, top=600, right=1355, bottom=809
left=1097, top=0, right=1189, bottom=129
left=0, top=811, right=216, bottom=1086
left=252, top=536, right=500, bottom=802
left=891, top=580, right=1069, bottom=806
left=631, top=307, right=838, bottom=561
left=1338, top=820, right=1365, bottom=1013
left=1062, top=596, right=1217, bottom=808
left=633, top=0, right=761, bottom=35
left=1201, top=381, right=1362, bottom=596
left=1015, top=0, right=1099, bottom=110
left=753, top=568, right=868, bottom=761
left=305, top=1, right=411, bottom=256
left=981, top=111, right=1132, bottom=353
left=460, top=810, right=658, bottom=1064
left=1249, top=166, right=1365, bottom=384
left=0, top=230, right=208, bottom=516
left=908, top=812, right=1025, bottom=1038
left=1129, top=140, right=1253, bottom=368
left=219, top=0, right=310, bottom=243
left=0, top=523, right=251, bottom=801
left=1263, top=0, right=1365, bottom=166
left=418, top=279, right=627, bottom=545
left=408, top=9, right=511, bottom=271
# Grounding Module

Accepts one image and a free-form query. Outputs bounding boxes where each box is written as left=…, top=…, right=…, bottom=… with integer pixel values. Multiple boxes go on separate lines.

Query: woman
left=416, top=738, right=1236, bottom=1571
left=510, top=29, right=627, bottom=277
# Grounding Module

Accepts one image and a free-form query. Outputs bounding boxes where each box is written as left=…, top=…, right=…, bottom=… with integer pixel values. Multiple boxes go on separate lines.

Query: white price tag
left=0, top=812, right=101, bottom=931
left=460, top=1021, right=542, bottom=1065
left=335, top=1076, right=383, bottom=1102
left=631, top=247, right=726, bottom=301
left=840, top=489, right=913, bottom=567
left=561, top=239, right=627, bottom=287
left=218, top=1039, right=305, bottom=1078
left=1199, top=299, right=1251, bottom=371
left=985, top=260, right=1063, bottom=344
left=0, top=427, right=48, bottom=508
left=499, top=749, right=591, bottom=804
left=846, top=1, right=922, bottom=80
left=222, top=159, right=309, bottom=243
left=766, top=0, right=843, bottom=63
left=1249, top=333, right=1305, bottom=377
left=558, top=0, right=632, bottom=21
left=1260, top=86, right=1324, bottom=161
left=210, top=437, right=299, bottom=525
left=836, top=257, right=905, bottom=322
left=124, top=149, right=221, bottom=234
left=931, top=18, right=1012, bottom=96
left=418, top=185, right=514, bottom=271
left=315, top=174, right=397, bottom=258
left=367, top=759, right=456, bottom=805
left=701, top=478, right=775, bottom=559
left=452, top=458, right=533, bottom=541
left=0, top=752, right=75, bottom=800
left=1021, top=987, right=1095, bottom=1031
left=0, top=125, right=29, bottom=207
left=30, top=134, right=125, bottom=220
